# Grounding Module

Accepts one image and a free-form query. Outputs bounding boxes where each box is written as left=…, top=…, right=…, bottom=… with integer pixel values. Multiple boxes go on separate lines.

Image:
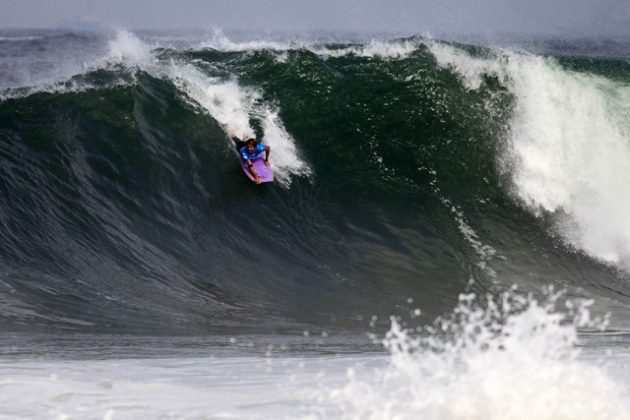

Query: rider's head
left=246, top=138, right=257, bottom=153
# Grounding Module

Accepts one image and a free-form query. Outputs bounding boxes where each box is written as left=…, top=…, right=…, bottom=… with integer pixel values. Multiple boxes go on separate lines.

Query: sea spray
left=318, top=289, right=628, bottom=420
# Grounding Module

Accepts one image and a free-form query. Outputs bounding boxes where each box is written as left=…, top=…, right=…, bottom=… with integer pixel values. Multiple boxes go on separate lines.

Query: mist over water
left=1, top=29, right=630, bottom=418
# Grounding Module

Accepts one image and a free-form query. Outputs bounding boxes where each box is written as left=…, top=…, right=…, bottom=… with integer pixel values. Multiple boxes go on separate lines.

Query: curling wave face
left=1, top=30, right=630, bottom=334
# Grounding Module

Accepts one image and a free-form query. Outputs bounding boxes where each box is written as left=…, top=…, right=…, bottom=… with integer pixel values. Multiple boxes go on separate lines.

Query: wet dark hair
left=246, top=138, right=257, bottom=146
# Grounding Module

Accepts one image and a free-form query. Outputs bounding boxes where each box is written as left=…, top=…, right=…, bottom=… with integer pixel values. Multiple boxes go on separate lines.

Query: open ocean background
left=1, top=29, right=630, bottom=418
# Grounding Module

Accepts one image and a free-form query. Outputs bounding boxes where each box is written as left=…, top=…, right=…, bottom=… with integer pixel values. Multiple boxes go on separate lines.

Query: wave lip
left=430, top=40, right=630, bottom=271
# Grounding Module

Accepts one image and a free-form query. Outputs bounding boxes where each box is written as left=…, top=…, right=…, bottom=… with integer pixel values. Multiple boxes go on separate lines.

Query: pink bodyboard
left=240, top=156, right=274, bottom=183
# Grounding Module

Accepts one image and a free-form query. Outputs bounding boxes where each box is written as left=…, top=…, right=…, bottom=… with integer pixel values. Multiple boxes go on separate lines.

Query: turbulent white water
left=2, top=292, right=628, bottom=419
left=317, top=291, right=630, bottom=420
left=429, top=41, right=630, bottom=271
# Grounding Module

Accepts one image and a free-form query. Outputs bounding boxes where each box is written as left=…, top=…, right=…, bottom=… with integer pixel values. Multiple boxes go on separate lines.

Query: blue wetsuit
left=239, top=144, right=266, bottom=161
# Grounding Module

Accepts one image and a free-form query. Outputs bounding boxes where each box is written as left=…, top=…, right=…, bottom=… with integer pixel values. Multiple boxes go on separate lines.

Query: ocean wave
left=1, top=30, right=630, bottom=333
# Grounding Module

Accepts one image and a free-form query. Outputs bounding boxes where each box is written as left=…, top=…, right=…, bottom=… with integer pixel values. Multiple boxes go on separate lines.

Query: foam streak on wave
left=107, top=30, right=310, bottom=185
left=429, top=41, right=630, bottom=270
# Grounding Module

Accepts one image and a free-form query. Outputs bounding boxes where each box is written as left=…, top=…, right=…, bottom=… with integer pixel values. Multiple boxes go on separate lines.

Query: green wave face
left=1, top=31, right=630, bottom=333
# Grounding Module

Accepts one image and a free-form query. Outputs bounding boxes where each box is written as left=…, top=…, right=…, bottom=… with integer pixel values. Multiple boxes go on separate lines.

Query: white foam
left=319, top=291, right=629, bottom=419
left=429, top=41, right=630, bottom=270
left=106, top=29, right=156, bottom=67
left=163, top=64, right=310, bottom=185
left=2, top=292, right=626, bottom=419
left=428, top=41, right=508, bottom=90
left=199, top=30, right=419, bottom=59
left=0, top=355, right=307, bottom=419
left=359, top=39, right=418, bottom=58
left=312, top=39, right=419, bottom=59
left=199, top=29, right=298, bottom=52
left=172, top=74, right=256, bottom=139
left=259, top=108, right=312, bottom=183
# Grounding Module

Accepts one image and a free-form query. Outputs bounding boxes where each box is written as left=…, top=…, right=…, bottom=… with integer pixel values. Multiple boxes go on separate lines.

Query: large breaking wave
left=1, top=30, right=630, bottom=334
